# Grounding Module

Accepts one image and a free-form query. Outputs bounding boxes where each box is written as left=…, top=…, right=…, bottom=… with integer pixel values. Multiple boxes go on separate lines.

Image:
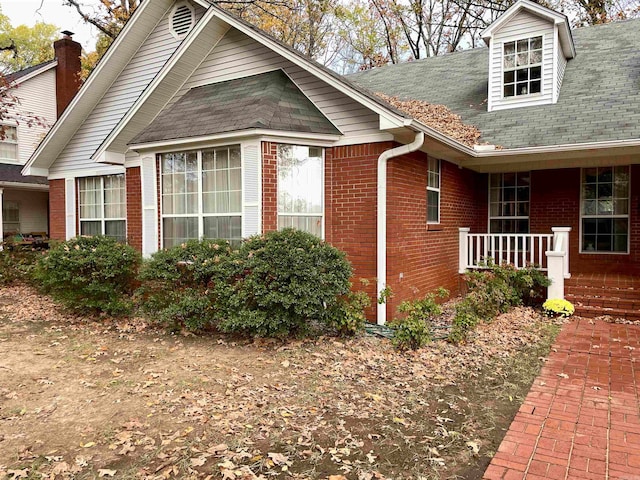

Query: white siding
left=2, top=189, right=48, bottom=233
left=173, top=28, right=380, bottom=139
left=7, top=68, right=57, bottom=165
left=556, top=49, right=567, bottom=102
left=50, top=1, right=205, bottom=177
left=489, top=9, right=555, bottom=111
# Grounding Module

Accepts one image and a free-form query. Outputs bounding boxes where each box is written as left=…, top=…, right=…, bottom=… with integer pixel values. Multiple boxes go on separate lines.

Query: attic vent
left=170, top=2, right=194, bottom=39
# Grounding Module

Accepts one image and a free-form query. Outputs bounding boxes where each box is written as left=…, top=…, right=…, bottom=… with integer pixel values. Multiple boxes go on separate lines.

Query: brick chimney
left=53, top=31, right=82, bottom=118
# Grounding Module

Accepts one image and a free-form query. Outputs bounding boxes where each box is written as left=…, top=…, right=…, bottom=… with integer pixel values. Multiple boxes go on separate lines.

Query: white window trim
left=276, top=145, right=325, bottom=239
left=579, top=166, right=630, bottom=255
left=169, top=0, right=195, bottom=40
left=78, top=175, right=127, bottom=238
left=488, top=172, right=531, bottom=233
left=501, top=34, right=545, bottom=101
left=0, top=124, right=19, bottom=164
left=427, top=158, right=441, bottom=225
left=160, top=146, right=243, bottom=248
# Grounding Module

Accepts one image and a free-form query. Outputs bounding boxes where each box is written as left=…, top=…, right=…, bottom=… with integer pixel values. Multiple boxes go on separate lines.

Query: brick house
left=1, top=32, right=81, bottom=243
left=23, top=0, right=640, bottom=322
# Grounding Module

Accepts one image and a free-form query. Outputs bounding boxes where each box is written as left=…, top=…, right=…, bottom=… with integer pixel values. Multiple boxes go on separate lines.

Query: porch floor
left=483, top=317, right=640, bottom=480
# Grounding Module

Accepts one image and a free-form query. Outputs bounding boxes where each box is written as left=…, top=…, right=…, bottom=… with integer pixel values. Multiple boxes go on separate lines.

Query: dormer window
left=503, top=36, right=542, bottom=97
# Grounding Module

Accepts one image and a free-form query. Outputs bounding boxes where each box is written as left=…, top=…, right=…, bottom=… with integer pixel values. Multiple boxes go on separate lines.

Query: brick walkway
left=484, top=318, right=640, bottom=480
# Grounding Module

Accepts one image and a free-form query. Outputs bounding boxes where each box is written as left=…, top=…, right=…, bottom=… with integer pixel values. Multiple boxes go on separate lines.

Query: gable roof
left=5, top=60, right=57, bottom=84
left=132, top=70, right=340, bottom=145
left=349, top=18, right=640, bottom=150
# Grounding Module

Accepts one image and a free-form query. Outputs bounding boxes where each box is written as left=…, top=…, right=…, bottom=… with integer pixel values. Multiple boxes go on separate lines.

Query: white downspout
left=377, top=131, right=425, bottom=325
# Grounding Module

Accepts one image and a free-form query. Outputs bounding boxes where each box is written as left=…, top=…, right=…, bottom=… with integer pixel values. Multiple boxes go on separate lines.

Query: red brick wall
left=126, top=167, right=142, bottom=251
left=385, top=152, right=486, bottom=316
left=262, top=142, right=278, bottom=232
left=49, top=179, right=66, bottom=241
left=530, top=166, right=640, bottom=274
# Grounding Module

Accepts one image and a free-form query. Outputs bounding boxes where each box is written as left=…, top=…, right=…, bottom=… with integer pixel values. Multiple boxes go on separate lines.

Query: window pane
left=81, top=220, right=102, bottom=237
left=203, top=216, right=241, bottom=243
left=278, top=145, right=323, bottom=222
left=427, top=190, right=439, bottom=223
left=0, top=126, right=18, bottom=161
left=163, top=217, right=198, bottom=248
left=278, top=215, right=322, bottom=237
left=105, top=220, right=126, bottom=242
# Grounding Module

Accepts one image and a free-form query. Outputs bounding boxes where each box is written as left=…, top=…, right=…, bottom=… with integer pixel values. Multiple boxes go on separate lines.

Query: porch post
left=552, top=227, right=571, bottom=279
left=459, top=228, right=470, bottom=274
left=0, top=188, right=4, bottom=251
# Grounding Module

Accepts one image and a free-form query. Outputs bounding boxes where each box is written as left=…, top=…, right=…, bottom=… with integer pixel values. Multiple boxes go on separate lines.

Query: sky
left=1, top=0, right=98, bottom=50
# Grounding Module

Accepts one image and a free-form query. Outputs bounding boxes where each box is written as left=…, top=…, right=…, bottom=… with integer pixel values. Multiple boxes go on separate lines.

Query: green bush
left=542, top=298, right=575, bottom=318
left=449, top=261, right=551, bottom=343
left=0, top=248, right=41, bottom=285
left=390, top=290, right=447, bottom=351
left=33, top=236, right=140, bottom=315
left=326, top=290, right=370, bottom=337
left=215, top=228, right=353, bottom=337
left=137, top=239, right=236, bottom=331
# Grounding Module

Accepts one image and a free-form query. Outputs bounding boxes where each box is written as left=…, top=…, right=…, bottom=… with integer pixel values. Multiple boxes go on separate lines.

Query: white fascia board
left=94, top=150, right=126, bottom=165
left=48, top=165, right=126, bottom=181
left=10, top=62, right=57, bottom=86
left=21, top=166, right=49, bottom=177
left=207, top=6, right=413, bottom=130
left=474, top=138, right=640, bottom=158
left=22, top=0, right=174, bottom=175
left=129, top=129, right=342, bottom=153
left=92, top=8, right=228, bottom=162
left=0, top=181, right=49, bottom=191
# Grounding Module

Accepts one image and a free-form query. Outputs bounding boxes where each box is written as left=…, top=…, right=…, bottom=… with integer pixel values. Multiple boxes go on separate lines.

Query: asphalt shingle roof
left=5, top=60, right=57, bottom=83
left=132, top=70, right=341, bottom=144
left=349, top=18, right=640, bottom=149
left=0, top=164, right=48, bottom=185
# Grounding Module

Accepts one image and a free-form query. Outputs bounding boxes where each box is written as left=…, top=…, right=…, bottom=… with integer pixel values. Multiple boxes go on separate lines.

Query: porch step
left=565, top=276, right=640, bottom=320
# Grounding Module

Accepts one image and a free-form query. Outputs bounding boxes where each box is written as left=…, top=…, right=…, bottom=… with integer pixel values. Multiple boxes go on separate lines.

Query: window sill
left=579, top=251, right=630, bottom=255
left=427, top=224, right=443, bottom=232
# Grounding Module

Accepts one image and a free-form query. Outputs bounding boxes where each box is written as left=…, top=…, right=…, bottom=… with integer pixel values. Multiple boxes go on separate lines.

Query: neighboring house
left=1, top=32, right=81, bottom=243
left=23, top=0, right=640, bottom=323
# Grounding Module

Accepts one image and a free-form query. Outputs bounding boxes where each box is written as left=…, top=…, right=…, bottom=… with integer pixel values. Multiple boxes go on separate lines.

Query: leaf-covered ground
left=0, top=286, right=560, bottom=480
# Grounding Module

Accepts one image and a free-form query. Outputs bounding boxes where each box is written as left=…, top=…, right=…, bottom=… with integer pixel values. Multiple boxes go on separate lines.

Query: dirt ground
left=0, top=285, right=560, bottom=480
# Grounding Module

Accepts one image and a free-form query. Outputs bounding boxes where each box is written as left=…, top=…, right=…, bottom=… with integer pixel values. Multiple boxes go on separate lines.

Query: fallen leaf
left=98, top=469, right=117, bottom=477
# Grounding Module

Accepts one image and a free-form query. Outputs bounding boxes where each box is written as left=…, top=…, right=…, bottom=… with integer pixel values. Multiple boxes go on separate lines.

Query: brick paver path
left=484, top=318, right=640, bottom=480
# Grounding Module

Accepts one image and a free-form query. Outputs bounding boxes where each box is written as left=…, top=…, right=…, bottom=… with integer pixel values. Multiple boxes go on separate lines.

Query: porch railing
left=459, top=227, right=572, bottom=300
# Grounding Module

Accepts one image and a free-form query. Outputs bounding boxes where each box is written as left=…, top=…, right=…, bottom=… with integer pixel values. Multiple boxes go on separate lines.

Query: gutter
left=377, top=131, right=425, bottom=325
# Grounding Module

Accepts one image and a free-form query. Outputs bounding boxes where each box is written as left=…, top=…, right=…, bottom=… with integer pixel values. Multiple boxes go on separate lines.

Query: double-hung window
left=0, top=125, right=18, bottom=162
left=277, top=145, right=324, bottom=238
left=427, top=158, right=441, bottom=224
left=2, top=200, right=20, bottom=233
left=489, top=172, right=530, bottom=234
left=78, top=175, right=126, bottom=241
left=581, top=166, right=629, bottom=253
left=503, top=36, right=542, bottom=98
left=161, top=145, right=242, bottom=248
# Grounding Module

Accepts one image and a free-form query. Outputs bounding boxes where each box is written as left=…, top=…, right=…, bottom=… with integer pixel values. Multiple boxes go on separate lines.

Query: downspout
left=377, top=131, right=425, bottom=325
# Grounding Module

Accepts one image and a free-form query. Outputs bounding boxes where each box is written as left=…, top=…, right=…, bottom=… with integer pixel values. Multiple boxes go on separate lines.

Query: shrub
left=33, top=236, right=140, bottom=315
left=326, top=290, right=370, bottom=337
left=542, top=298, right=575, bottom=318
left=0, top=248, right=41, bottom=285
left=390, top=290, right=447, bottom=351
left=137, top=239, right=235, bottom=331
left=215, top=228, right=353, bottom=337
left=449, top=299, right=480, bottom=344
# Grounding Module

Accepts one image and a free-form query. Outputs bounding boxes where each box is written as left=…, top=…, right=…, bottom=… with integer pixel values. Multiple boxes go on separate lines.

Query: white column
left=552, top=227, right=571, bottom=279
left=459, top=228, right=470, bottom=273
left=546, top=250, right=565, bottom=300
left=0, top=188, right=4, bottom=251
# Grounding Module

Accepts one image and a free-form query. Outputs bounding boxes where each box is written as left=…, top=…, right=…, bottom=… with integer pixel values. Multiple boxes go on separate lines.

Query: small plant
left=377, top=284, right=393, bottom=304
left=33, top=236, right=140, bottom=315
left=449, top=300, right=480, bottom=344
left=215, top=229, right=353, bottom=337
left=0, top=248, right=41, bottom=285
left=326, top=290, right=370, bottom=336
left=542, top=298, right=575, bottom=318
left=390, top=289, right=447, bottom=351
left=136, top=239, right=235, bottom=331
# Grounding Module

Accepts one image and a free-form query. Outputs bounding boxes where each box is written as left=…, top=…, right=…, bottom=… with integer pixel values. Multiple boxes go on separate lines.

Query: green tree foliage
left=0, top=8, right=59, bottom=74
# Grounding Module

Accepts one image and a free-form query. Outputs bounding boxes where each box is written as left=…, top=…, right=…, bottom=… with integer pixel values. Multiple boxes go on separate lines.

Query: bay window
left=277, top=145, right=323, bottom=238
left=78, top=175, right=126, bottom=241
left=581, top=166, right=629, bottom=253
left=161, top=145, right=242, bottom=248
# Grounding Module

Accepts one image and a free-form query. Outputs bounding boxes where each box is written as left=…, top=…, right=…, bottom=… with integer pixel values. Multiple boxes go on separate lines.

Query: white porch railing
left=459, top=227, right=571, bottom=300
